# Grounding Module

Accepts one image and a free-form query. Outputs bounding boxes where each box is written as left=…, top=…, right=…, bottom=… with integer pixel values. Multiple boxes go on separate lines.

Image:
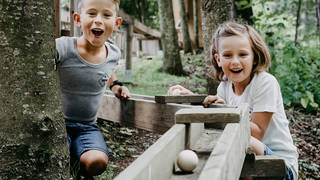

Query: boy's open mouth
left=92, top=29, right=104, bottom=36
left=230, top=69, right=242, bottom=73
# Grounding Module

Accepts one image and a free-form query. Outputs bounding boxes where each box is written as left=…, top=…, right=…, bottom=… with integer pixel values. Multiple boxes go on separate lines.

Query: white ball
left=172, top=89, right=181, bottom=96
left=177, top=150, right=199, bottom=172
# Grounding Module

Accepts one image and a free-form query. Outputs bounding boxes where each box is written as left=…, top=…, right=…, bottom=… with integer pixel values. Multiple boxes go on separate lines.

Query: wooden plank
left=198, top=104, right=250, bottom=180
left=175, top=107, right=240, bottom=123
left=54, top=0, right=60, bottom=38
left=133, top=20, right=161, bottom=39
left=155, top=95, right=207, bottom=104
left=115, top=124, right=186, bottom=180
left=241, top=156, right=286, bottom=177
left=97, top=94, right=194, bottom=133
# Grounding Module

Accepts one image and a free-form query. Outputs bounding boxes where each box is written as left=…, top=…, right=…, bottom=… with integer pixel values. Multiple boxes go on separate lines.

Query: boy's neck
left=77, top=36, right=105, bottom=54
left=76, top=36, right=107, bottom=64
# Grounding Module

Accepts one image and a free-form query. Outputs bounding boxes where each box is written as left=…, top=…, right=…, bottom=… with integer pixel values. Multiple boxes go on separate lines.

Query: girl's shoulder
left=253, top=71, right=278, bottom=85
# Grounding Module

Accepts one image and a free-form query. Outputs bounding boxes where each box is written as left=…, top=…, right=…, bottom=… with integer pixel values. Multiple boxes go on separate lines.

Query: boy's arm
left=108, top=72, right=131, bottom=99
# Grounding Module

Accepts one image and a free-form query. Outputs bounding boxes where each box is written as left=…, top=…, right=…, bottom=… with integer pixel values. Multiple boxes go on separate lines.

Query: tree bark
left=179, top=0, right=193, bottom=54
left=295, top=0, right=302, bottom=46
left=316, top=0, right=320, bottom=41
left=201, top=0, right=232, bottom=94
left=158, top=0, right=184, bottom=75
left=193, top=0, right=200, bottom=52
left=0, top=1, right=69, bottom=179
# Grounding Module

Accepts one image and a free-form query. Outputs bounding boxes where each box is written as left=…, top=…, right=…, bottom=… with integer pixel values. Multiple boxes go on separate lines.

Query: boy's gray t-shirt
left=56, top=37, right=120, bottom=123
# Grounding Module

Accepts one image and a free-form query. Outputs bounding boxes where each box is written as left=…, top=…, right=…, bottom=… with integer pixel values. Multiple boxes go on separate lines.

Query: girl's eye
left=240, top=53, right=248, bottom=57
left=88, top=12, right=96, bottom=16
left=223, top=54, right=232, bottom=58
left=104, top=14, right=112, bottom=17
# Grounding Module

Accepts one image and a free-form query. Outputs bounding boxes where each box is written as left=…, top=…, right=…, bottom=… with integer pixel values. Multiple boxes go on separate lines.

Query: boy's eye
left=88, top=12, right=96, bottom=16
left=104, top=14, right=112, bottom=17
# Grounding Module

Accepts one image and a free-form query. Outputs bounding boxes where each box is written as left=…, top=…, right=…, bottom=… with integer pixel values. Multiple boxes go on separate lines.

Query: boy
left=55, top=0, right=130, bottom=178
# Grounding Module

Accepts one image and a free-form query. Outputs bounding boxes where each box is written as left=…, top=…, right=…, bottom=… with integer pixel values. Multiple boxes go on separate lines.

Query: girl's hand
left=203, top=95, right=225, bottom=107
left=113, top=85, right=131, bottom=99
left=167, top=85, right=194, bottom=96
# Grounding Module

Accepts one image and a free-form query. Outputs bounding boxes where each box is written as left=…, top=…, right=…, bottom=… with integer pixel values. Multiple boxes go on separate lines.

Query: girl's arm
left=250, top=112, right=273, bottom=141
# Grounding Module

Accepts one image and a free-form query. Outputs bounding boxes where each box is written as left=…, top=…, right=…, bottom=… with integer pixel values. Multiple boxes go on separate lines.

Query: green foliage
left=252, top=0, right=320, bottom=113
left=120, top=0, right=160, bottom=30
left=115, top=55, right=207, bottom=96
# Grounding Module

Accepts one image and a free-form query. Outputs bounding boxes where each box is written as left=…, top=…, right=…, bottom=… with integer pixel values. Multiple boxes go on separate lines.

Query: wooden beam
left=155, top=95, right=207, bottom=104
left=54, top=0, right=60, bottom=38
left=114, top=124, right=186, bottom=180
left=241, top=155, right=286, bottom=177
left=175, top=107, right=241, bottom=123
left=97, top=93, right=194, bottom=133
left=133, top=20, right=161, bottom=39
left=198, top=104, right=250, bottom=180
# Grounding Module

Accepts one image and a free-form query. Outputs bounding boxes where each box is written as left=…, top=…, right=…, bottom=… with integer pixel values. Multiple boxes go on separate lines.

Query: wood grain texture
left=198, top=104, right=250, bottom=180
left=98, top=94, right=194, bottom=133
left=175, top=107, right=240, bottom=123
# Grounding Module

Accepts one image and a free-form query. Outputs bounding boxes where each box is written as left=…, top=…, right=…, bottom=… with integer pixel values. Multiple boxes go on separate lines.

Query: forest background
left=62, top=0, right=320, bottom=179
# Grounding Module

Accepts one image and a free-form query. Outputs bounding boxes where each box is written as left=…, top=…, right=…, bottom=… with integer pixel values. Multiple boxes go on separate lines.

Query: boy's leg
left=66, top=121, right=110, bottom=178
left=80, top=150, right=109, bottom=177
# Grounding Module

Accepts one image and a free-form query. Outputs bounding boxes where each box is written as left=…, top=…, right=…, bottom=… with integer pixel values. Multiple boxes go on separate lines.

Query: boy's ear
left=73, top=13, right=82, bottom=28
left=214, top=54, right=221, bottom=67
left=114, top=17, right=123, bottom=29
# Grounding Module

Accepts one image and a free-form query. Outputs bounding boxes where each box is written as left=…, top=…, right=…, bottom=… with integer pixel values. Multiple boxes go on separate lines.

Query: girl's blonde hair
left=211, top=21, right=271, bottom=82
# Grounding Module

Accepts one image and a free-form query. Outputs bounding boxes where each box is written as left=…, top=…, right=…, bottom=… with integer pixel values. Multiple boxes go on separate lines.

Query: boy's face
left=74, top=0, right=122, bottom=47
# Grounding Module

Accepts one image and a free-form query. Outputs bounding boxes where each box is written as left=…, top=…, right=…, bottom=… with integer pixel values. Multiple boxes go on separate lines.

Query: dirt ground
left=97, top=109, right=319, bottom=179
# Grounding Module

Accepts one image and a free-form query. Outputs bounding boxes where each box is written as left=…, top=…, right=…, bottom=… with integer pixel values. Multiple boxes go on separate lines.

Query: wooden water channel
left=98, top=92, right=286, bottom=180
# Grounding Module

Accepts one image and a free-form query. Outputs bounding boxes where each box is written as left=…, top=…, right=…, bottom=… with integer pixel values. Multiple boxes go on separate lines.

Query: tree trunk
left=295, top=0, right=302, bottom=46
left=158, top=0, right=184, bottom=75
left=201, top=0, right=232, bottom=95
left=0, top=1, right=69, bottom=179
left=316, top=0, right=320, bottom=41
left=193, top=0, right=200, bottom=52
left=179, top=0, right=193, bottom=54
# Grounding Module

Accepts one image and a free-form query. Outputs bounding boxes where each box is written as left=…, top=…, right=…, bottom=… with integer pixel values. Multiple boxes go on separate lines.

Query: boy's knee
left=80, top=150, right=109, bottom=176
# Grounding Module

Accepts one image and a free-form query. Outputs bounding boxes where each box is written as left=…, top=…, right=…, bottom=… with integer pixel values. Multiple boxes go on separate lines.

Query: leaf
left=306, top=91, right=315, bottom=102
left=300, top=98, right=308, bottom=109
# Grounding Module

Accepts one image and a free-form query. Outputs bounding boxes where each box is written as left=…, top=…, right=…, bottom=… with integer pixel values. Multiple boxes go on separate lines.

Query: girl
left=168, top=22, right=298, bottom=180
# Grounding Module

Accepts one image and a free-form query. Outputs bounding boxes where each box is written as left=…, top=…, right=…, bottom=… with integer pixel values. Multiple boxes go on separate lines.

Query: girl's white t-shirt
left=217, top=71, right=298, bottom=179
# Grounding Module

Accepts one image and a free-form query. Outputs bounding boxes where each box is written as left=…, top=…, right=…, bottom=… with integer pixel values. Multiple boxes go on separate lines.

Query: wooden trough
left=98, top=92, right=286, bottom=180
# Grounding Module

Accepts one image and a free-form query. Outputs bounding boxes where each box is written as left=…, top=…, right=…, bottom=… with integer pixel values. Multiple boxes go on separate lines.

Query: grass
left=115, top=55, right=207, bottom=96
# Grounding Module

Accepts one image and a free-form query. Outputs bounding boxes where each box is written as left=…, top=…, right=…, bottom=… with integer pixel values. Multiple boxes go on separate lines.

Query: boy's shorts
left=264, top=145, right=294, bottom=180
left=66, top=121, right=110, bottom=161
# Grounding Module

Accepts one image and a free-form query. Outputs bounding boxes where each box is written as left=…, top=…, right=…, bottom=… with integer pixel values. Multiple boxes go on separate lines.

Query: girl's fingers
left=203, top=95, right=218, bottom=107
left=215, top=98, right=225, bottom=104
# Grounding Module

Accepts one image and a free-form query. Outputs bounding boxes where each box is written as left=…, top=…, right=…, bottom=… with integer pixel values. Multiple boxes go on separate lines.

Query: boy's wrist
left=110, top=80, right=123, bottom=91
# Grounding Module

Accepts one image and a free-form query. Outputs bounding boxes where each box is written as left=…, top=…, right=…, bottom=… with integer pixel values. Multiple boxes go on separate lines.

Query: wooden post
left=70, top=0, right=75, bottom=36
left=54, top=0, right=60, bottom=38
left=124, top=23, right=133, bottom=83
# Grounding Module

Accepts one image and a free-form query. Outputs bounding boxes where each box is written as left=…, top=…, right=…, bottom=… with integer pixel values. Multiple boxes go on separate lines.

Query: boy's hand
left=167, top=85, right=194, bottom=96
left=203, top=95, right=225, bottom=107
left=112, top=85, right=131, bottom=99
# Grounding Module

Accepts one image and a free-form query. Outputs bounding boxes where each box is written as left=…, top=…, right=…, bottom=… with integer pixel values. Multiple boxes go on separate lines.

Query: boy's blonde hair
left=211, top=21, right=271, bottom=82
left=78, top=0, right=120, bottom=14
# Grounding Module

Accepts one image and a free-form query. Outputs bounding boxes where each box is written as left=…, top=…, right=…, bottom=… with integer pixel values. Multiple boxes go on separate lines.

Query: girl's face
left=214, top=35, right=254, bottom=87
